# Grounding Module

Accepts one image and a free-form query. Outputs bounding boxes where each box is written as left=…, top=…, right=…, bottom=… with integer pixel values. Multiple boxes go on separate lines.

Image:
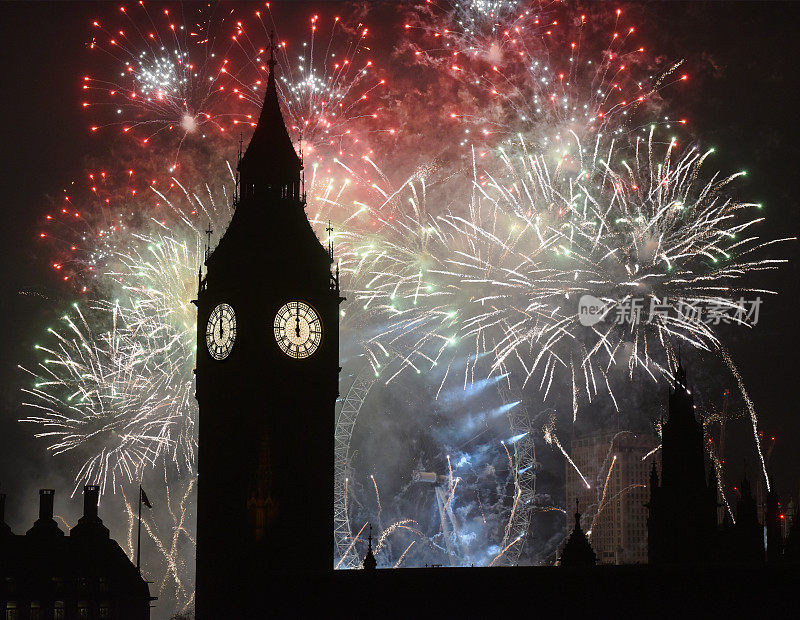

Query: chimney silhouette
left=39, top=489, right=54, bottom=521
left=83, top=485, right=99, bottom=520
left=26, top=489, right=63, bottom=538
left=71, top=485, right=109, bottom=540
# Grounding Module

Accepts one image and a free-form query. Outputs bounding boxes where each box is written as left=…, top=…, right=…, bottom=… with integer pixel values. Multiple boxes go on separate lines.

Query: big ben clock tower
left=194, top=42, right=341, bottom=618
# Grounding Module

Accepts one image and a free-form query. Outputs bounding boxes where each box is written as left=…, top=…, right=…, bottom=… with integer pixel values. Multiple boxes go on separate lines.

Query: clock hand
left=295, top=305, right=301, bottom=338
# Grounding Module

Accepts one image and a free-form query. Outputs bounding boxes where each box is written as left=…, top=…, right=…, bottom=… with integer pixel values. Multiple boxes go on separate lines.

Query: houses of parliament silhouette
left=0, top=34, right=796, bottom=618
left=561, top=361, right=797, bottom=569
left=185, top=34, right=798, bottom=616
left=0, top=33, right=797, bottom=620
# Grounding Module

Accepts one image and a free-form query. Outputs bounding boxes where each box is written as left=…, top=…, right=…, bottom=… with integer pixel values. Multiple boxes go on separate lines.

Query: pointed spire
left=204, top=223, right=213, bottom=263
left=238, top=30, right=301, bottom=199
left=672, top=352, right=687, bottom=392
left=363, top=523, right=377, bottom=571
left=268, top=30, right=277, bottom=71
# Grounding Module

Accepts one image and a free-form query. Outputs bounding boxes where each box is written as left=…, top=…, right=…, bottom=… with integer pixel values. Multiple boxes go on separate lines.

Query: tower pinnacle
left=268, top=30, right=277, bottom=71
left=363, top=524, right=377, bottom=571
left=237, top=32, right=301, bottom=200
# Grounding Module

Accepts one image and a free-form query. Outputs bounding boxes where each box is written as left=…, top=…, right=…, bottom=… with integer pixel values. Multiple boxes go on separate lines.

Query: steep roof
left=237, top=44, right=301, bottom=183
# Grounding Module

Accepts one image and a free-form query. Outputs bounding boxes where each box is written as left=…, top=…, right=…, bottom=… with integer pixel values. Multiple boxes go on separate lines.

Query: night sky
left=1, top=0, right=799, bottom=576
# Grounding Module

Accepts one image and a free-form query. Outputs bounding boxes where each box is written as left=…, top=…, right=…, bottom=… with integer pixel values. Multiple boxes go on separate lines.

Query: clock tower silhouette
left=194, top=41, right=341, bottom=618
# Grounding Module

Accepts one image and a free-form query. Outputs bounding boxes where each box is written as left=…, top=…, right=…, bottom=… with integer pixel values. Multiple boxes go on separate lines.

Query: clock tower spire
left=195, top=34, right=341, bottom=618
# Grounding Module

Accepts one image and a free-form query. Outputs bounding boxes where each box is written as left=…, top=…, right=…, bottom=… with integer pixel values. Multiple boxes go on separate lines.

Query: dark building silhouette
left=765, top=488, right=783, bottom=562
left=732, top=473, right=765, bottom=563
left=559, top=503, right=597, bottom=567
left=647, top=362, right=719, bottom=563
left=362, top=526, right=376, bottom=571
left=646, top=363, right=778, bottom=566
left=0, top=487, right=151, bottom=619
left=180, top=33, right=800, bottom=620
left=194, top=38, right=342, bottom=618
left=783, top=501, right=800, bottom=562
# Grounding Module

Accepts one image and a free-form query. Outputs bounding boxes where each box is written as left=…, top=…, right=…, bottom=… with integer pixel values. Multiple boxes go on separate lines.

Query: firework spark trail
left=403, top=2, right=689, bottom=156
left=488, top=535, right=522, bottom=567
left=335, top=521, right=369, bottom=570
left=543, top=416, right=589, bottom=489
left=721, top=346, right=770, bottom=490
left=710, top=450, right=735, bottom=522
left=343, top=124, right=790, bottom=424
left=122, top=480, right=196, bottom=614
left=376, top=519, right=417, bottom=554
left=500, top=486, right=520, bottom=550
left=85, top=2, right=253, bottom=153
left=20, top=229, right=206, bottom=490
left=593, top=483, right=646, bottom=527
left=439, top=477, right=460, bottom=537
left=230, top=7, right=385, bottom=155
left=394, top=541, right=416, bottom=568
left=641, top=445, right=661, bottom=461
left=500, top=440, right=513, bottom=473
left=371, top=474, right=383, bottom=516
left=589, top=454, right=616, bottom=537
left=598, top=455, right=616, bottom=512
left=477, top=491, right=487, bottom=524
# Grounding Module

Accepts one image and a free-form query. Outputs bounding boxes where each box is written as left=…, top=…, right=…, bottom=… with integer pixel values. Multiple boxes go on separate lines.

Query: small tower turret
left=363, top=524, right=377, bottom=571
left=559, top=501, right=597, bottom=567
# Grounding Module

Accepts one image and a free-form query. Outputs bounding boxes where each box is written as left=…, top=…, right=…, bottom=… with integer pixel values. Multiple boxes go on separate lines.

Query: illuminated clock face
left=274, top=301, right=322, bottom=359
left=206, top=303, right=237, bottom=360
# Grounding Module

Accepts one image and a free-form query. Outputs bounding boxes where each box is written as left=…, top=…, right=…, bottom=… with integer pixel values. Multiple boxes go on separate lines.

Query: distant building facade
left=0, top=487, right=151, bottom=619
left=566, top=431, right=657, bottom=564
